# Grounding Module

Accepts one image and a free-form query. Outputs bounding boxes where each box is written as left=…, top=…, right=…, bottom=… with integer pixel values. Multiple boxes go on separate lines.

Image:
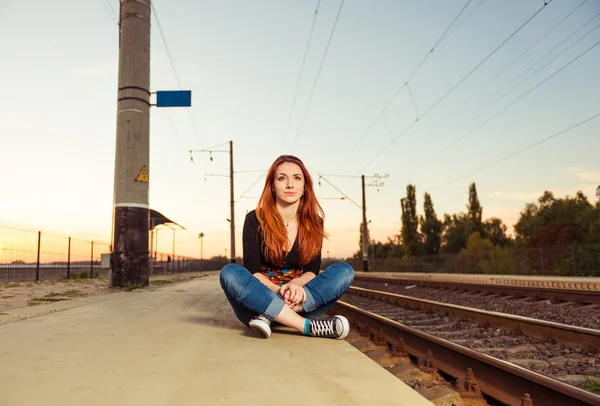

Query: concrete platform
left=0, top=274, right=433, bottom=406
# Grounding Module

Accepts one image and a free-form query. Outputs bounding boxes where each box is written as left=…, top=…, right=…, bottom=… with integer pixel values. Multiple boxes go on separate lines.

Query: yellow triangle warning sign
left=135, top=165, right=149, bottom=183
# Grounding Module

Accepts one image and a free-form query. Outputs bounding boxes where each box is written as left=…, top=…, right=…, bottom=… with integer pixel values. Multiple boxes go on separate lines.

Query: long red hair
left=256, top=155, right=327, bottom=267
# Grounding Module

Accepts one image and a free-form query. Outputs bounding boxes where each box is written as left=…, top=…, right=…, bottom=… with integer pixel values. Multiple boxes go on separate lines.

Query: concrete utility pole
left=229, top=140, right=236, bottom=263
left=317, top=173, right=388, bottom=273
left=190, top=140, right=236, bottom=264
left=111, top=0, right=151, bottom=288
left=361, top=175, right=369, bottom=272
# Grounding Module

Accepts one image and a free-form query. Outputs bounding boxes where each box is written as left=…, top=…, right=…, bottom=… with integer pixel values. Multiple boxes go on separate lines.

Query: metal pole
left=110, top=0, right=151, bottom=288
left=172, top=229, right=176, bottom=259
left=90, top=241, right=94, bottom=278
left=198, top=232, right=204, bottom=271
left=155, top=229, right=159, bottom=259
left=229, top=140, right=236, bottom=263
left=35, top=231, right=41, bottom=282
left=67, top=237, right=71, bottom=279
left=361, top=175, right=369, bottom=272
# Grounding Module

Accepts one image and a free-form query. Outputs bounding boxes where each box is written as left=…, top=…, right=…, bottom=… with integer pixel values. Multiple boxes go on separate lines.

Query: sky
left=0, top=0, right=599, bottom=260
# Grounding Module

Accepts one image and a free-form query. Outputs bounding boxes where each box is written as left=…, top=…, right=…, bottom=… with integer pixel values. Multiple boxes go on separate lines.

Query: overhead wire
left=424, top=0, right=555, bottom=117
left=317, top=174, right=361, bottom=208
left=432, top=111, right=600, bottom=190
left=151, top=2, right=204, bottom=146
left=469, top=9, right=600, bottom=122
left=445, top=0, right=486, bottom=39
left=100, top=0, right=118, bottom=25
left=419, top=30, right=600, bottom=169
left=456, top=0, right=589, bottom=117
left=293, top=0, right=345, bottom=143
left=282, top=0, right=322, bottom=147
left=406, top=84, right=420, bottom=119
left=329, top=0, right=476, bottom=173
left=164, top=113, right=189, bottom=152
left=236, top=172, right=267, bottom=202
left=357, top=0, right=556, bottom=173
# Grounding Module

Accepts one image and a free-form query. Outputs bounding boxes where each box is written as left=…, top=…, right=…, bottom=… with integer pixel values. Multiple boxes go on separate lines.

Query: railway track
left=354, top=275, right=600, bottom=329
left=354, top=274, right=600, bottom=305
left=334, top=287, right=600, bottom=406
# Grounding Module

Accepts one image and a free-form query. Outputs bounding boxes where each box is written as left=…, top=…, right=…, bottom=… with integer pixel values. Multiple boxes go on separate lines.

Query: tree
left=420, top=192, right=442, bottom=255
left=401, top=184, right=421, bottom=256
left=461, top=232, right=515, bottom=274
left=483, top=217, right=509, bottom=247
left=514, top=203, right=543, bottom=242
left=529, top=221, right=583, bottom=248
left=467, top=182, right=483, bottom=235
left=514, top=190, right=597, bottom=245
left=442, top=213, right=469, bottom=254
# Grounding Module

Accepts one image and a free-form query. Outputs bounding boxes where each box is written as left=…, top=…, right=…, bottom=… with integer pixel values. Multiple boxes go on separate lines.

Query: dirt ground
left=0, top=272, right=213, bottom=312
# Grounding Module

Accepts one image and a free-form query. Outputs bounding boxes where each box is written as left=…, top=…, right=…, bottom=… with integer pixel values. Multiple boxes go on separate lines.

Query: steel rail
left=333, top=300, right=600, bottom=406
left=349, top=286, right=600, bottom=348
left=354, top=274, right=600, bottom=305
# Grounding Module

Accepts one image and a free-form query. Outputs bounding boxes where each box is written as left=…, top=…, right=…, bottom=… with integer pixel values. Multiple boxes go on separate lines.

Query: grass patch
left=582, top=377, right=600, bottom=394
left=151, top=280, right=173, bottom=286
left=27, top=290, right=88, bottom=306
left=28, top=297, right=69, bottom=306
left=124, top=283, right=146, bottom=292
left=46, top=290, right=87, bottom=298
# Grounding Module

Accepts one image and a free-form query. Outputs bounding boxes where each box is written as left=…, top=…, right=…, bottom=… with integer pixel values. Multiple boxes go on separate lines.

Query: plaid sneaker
left=249, top=314, right=271, bottom=338
left=308, top=315, right=349, bottom=339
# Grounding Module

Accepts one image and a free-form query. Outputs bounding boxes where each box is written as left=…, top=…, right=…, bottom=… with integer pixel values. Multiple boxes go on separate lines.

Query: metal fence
left=0, top=223, right=205, bottom=282
left=347, top=244, right=600, bottom=277
left=148, top=252, right=229, bottom=276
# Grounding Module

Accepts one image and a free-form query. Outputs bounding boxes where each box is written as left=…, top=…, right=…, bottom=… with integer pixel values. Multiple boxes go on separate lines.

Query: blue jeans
left=220, top=262, right=354, bottom=326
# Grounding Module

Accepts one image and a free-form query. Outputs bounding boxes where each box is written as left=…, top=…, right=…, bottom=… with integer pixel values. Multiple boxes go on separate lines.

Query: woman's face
left=273, top=162, right=305, bottom=205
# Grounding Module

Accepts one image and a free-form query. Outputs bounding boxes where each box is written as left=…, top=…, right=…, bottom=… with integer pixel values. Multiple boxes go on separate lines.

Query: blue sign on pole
left=156, top=90, right=192, bottom=107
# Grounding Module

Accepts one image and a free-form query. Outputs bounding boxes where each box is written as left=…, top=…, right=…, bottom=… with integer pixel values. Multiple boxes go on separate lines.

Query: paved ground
left=0, top=273, right=433, bottom=406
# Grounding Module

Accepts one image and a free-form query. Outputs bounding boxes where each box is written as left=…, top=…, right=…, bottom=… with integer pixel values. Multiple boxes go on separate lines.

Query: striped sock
left=303, top=318, right=311, bottom=335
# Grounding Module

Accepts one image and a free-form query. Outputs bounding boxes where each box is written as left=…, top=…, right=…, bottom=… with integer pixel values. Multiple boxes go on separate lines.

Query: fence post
left=90, top=241, right=94, bottom=278
left=35, top=231, right=41, bottom=282
left=514, top=247, right=519, bottom=275
left=67, top=237, right=71, bottom=279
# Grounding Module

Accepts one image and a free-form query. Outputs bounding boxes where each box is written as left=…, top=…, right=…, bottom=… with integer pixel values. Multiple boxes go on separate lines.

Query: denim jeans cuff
left=302, top=288, right=317, bottom=313
left=264, top=299, right=285, bottom=320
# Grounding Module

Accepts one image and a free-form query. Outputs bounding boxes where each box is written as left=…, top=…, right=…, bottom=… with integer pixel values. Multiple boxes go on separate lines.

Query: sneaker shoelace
left=309, top=318, right=337, bottom=337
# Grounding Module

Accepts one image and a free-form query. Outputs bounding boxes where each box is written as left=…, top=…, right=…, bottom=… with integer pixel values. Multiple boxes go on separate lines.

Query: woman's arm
left=288, top=271, right=315, bottom=287
left=253, top=272, right=281, bottom=294
left=242, top=212, right=281, bottom=293
left=280, top=248, right=321, bottom=304
left=242, top=212, right=263, bottom=274
left=301, top=248, right=322, bottom=278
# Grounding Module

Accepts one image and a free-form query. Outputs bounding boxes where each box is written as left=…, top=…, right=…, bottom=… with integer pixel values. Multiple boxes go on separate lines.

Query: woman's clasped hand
left=279, top=281, right=306, bottom=308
